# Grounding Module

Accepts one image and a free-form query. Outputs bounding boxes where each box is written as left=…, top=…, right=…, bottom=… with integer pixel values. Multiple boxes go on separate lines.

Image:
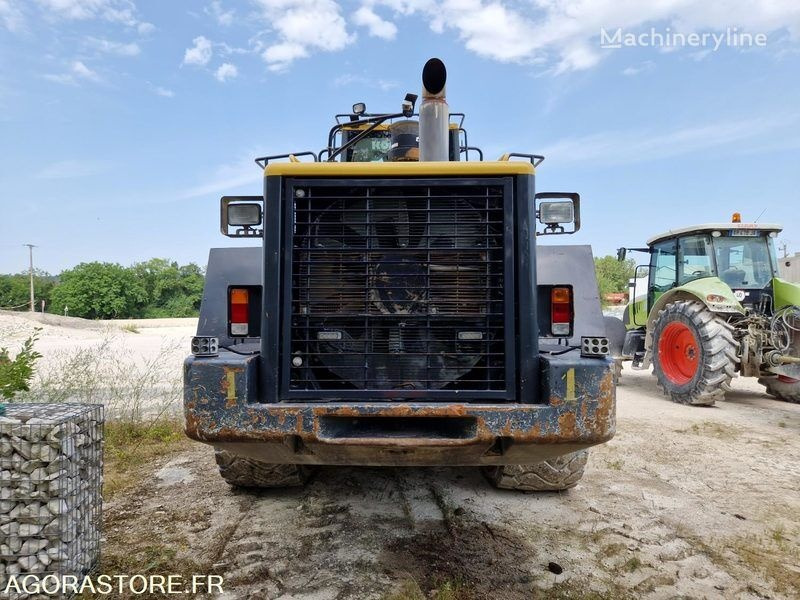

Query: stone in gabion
left=0, top=404, right=103, bottom=599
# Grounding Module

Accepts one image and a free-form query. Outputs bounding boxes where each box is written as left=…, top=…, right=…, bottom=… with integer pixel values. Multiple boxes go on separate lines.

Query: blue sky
left=1, top=0, right=799, bottom=274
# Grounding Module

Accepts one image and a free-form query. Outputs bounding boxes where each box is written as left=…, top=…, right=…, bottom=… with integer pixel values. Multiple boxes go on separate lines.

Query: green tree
left=594, top=255, right=636, bottom=300
left=132, top=258, right=204, bottom=318
left=0, top=271, right=55, bottom=311
left=50, top=262, right=147, bottom=319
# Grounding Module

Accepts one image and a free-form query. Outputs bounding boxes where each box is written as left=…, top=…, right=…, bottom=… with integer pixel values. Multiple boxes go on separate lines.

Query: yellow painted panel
left=566, top=368, right=576, bottom=401
left=265, top=160, right=534, bottom=177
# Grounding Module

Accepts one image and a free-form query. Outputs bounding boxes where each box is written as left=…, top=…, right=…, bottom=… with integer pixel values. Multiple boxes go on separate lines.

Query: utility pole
left=24, top=244, right=36, bottom=312
left=779, top=241, right=789, bottom=259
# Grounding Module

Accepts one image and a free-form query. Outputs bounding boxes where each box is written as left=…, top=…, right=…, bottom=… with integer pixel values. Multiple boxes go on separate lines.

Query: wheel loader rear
left=183, top=59, right=615, bottom=490
left=610, top=214, right=800, bottom=405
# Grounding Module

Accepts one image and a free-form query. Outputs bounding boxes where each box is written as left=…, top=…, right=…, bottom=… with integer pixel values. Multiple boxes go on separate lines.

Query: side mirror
left=221, top=196, right=264, bottom=238
left=534, top=192, right=580, bottom=236
left=617, top=247, right=627, bottom=262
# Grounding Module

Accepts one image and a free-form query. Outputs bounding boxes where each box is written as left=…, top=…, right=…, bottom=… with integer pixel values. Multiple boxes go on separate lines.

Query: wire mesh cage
left=0, top=404, right=103, bottom=598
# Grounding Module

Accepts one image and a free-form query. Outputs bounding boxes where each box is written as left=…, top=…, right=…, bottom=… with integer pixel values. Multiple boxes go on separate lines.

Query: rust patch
left=594, top=370, right=615, bottom=436
left=557, top=410, right=578, bottom=438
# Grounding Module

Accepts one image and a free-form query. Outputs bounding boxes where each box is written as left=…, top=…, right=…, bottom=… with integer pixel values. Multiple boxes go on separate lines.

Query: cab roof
left=647, top=223, right=783, bottom=246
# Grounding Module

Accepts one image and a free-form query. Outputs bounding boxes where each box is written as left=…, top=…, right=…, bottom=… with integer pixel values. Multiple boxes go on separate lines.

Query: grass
left=120, top=323, right=140, bottom=334
left=769, top=525, right=787, bottom=545
left=605, top=459, right=624, bottom=471
left=622, top=556, right=643, bottom=572
left=679, top=527, right=800, bottom=596
left=104, top=419, right=190, bottom=498
left=20, top=333, right=183, bottom=422
left=675, top=421, right=741, bottom=439
left=384, top=577, right=469, bottom=600
left=13, top=331, right=189, bottom=496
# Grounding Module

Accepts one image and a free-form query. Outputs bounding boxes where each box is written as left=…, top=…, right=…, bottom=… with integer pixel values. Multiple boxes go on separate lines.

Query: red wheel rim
left=658, top=321, right=699, bottom=385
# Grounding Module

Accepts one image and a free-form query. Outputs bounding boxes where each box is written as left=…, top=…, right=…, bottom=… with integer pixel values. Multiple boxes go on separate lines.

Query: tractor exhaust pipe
left=419, top=58, right=449, bottom=162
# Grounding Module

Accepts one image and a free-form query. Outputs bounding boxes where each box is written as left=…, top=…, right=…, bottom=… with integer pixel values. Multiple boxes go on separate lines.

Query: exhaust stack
left=419, top=58, right=449, bottom=162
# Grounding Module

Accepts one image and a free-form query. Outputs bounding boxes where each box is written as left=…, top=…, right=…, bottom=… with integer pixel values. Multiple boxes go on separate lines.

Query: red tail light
left=230, top=288, right=249, bottom=336
left=551, top=286, right=572, bottom=336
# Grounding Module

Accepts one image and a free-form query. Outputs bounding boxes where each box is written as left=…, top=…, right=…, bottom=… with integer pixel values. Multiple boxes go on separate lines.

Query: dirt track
left=115, top=369, right=800, bottom=600
left=3, top=312, right=799, bottom=598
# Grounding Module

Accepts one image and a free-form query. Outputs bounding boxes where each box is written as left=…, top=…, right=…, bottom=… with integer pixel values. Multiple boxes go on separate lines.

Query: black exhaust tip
left=422, top=58, right=446, bottom=95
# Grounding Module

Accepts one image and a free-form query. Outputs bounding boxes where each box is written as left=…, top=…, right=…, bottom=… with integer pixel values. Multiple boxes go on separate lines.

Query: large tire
left=759, top=375, right=800, bottom=403
left=214, top=450, right=314, bottom=488
left=482, top=450, right=588, bottom=491
left=651, top=300, right=739, bottom=406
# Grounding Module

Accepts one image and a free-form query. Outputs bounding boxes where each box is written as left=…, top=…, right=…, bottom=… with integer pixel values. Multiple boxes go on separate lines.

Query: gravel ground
left=3, top=311, right=799, bottom=598
left=141, top=370, right=798, bottom=599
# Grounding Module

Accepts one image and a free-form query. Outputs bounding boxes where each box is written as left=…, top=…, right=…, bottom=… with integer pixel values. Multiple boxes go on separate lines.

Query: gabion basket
left=0, top=404, right=103, bottom=599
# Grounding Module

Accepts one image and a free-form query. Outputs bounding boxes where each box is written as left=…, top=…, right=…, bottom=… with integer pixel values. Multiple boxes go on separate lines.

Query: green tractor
left=608, top=214, right=800, bottom=405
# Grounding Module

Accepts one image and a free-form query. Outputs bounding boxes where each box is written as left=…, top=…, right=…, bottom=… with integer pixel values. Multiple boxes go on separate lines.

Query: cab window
left=342, top=130, right=392, bottom=162
left=714, top=236, right=774, bottom=289
left=678, top=235, right=714, bottom=284
left=650, top=239, right=677, bottom=292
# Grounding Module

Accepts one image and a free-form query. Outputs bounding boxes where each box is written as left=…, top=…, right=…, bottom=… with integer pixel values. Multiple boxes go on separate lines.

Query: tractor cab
left=626, top=218, right=782, bottom=325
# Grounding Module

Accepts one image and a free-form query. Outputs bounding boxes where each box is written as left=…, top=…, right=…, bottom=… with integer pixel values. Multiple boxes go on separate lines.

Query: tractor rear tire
left=652, top=300, right=739, bottom=406
left=214, top=450, right=314, bottom=488
left=482, top=450, right=588, bottom=491
left=759, top=376, right=800, bottom=403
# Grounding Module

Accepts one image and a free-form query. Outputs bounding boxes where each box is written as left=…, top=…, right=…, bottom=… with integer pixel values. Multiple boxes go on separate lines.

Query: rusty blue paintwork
left=183, top=348, right=615, bottom=466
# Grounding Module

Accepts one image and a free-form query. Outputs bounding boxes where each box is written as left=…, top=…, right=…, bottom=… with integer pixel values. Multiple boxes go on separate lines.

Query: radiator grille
left=289, top=182, right=508, bottom=393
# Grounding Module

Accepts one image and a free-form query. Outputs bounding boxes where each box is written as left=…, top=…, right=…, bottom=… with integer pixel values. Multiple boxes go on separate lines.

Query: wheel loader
left=607, top=214, right=800, bottom=405
left=183, top=58, right=615, bottom=491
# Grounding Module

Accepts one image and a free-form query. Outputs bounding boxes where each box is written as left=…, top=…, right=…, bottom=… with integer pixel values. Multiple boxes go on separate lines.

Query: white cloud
left=206, top=0, right=233, bottom=26
left=35, top=0, right=141, bottom=26
left=214, top=62, right=238, bottom=82
left=153, top=85, right=174, bottom=97
left=183, top=36, right=213, bottom=66
left=538, top=115, right=799, bottom=166
left=44, top=60, right=102, bottom=85
left=334, top=73, right=398, bottom=91
left=253, top=0, right=354, bottom=71
left=179, top=154, right=262, bottom=199
left=353, top=5, right=397, bottom=40
left=0, top=0, right=25, bottom=31
left=622, top=61, right=655, bottom=76
left=364, top=0, right=800, bottom=72
left=71, top=60, right=100, bottom=81
left=36, top=158, right=110, bottom=179
left=86, top=36, right=140, bottom=56
left=43, top=73, right=76, bottom=85
left=137, top=21, right=154, bottom=34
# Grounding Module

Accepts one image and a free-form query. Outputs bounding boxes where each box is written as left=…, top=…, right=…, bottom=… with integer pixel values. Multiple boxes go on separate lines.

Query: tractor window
left=678, top=235, right=714, bottom=284
left=714, top=236, right=774, bottom=289
left=650, top=240, right=677, bottom=292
